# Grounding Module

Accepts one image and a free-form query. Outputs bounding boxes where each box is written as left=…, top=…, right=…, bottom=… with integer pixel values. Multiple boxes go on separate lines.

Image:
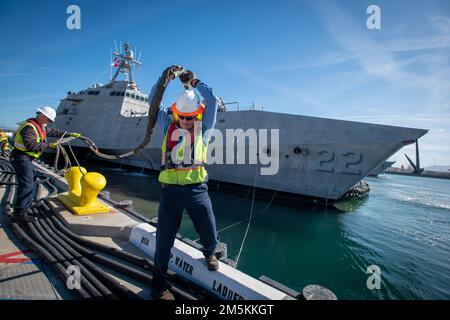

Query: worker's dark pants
left=11, top=157, right=36, bottom=212
left=152, top=183, right=219, bottom=292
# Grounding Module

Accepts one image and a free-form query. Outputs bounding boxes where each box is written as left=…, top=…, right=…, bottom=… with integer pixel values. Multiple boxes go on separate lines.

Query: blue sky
left=0, top=0, right=449, bottom=167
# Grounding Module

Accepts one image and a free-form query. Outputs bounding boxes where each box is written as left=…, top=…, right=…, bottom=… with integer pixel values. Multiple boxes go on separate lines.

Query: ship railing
left=219, top=101, right=264, bottom=112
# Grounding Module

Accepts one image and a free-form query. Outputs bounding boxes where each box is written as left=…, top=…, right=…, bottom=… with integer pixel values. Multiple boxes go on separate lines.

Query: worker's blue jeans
left=11, top=157, right=36, bottom=212
left=152, top=183, right=219, bottom=292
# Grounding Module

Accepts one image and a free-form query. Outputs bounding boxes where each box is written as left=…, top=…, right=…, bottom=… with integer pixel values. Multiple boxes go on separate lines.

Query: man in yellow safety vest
left=151, top=67, right=220, bottom=300
left=11, top=106, right=80, bottom=221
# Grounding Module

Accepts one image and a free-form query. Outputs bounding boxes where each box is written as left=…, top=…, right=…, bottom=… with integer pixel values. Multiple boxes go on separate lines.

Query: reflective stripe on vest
left=13, top=119, right=47, bottom=158
left=158, top=123, right=208, bottom=185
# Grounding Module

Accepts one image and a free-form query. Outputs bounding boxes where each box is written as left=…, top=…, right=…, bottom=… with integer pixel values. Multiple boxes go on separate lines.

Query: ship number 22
left=316, top=150, right=363, bottom=175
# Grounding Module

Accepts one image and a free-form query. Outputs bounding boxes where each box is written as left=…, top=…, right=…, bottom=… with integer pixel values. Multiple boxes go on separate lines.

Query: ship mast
left=111, top=42, right=142, bottom=85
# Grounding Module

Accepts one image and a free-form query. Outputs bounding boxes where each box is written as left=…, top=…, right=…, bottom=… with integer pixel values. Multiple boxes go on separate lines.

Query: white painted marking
left=129, top=223, right=288, bottom=300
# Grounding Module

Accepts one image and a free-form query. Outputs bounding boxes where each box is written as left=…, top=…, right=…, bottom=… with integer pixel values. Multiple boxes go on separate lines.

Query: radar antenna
left=111, top=42, right=142, bottom=83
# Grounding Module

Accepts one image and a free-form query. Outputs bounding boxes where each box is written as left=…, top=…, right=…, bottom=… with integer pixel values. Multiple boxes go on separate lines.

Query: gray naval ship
left=53, top=43, right=428, bottom=206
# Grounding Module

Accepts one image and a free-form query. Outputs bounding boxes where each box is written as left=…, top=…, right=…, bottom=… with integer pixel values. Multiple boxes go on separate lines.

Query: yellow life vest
left=158, top=123, right=208, bottom=185
left=13, top=119, right=47, bottom=158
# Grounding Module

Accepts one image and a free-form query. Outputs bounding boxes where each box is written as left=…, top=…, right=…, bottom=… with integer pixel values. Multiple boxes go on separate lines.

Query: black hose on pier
left=41, top=199, right=152, bottom=270
left=39, top=205, right=199, bottom=300
left=35, top=206, right=140, bottom=300
left=0, top=160, right=16, bottom=186
left=41, top=199, right=215, bottom=300
left=10, top=221, right=92, bottom=300
left=31, top=208, right=116, bottom=300
left=26, top=211, right=104, bottom=299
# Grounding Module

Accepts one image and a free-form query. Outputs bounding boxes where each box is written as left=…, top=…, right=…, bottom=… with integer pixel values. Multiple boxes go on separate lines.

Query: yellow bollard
left=58, top=168, right=110, bottom=215
left=64, top=167, right=87, bottom=197
left=78, top=172, right=108, bottom=210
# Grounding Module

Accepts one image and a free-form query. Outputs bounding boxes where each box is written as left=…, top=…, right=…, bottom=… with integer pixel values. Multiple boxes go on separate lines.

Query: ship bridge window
left=144, top=97, right=148, bottom=102
left=131, top=94, right=136, bottom=99
left=140, top=96, right=145, bottom=101
left=126, top=92, right=131, bottom=97
left=88, top=91, right=100, bottom=95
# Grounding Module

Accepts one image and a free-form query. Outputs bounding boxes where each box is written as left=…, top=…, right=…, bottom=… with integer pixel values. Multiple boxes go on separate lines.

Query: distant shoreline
left=386, top=171, right=450, bottom=180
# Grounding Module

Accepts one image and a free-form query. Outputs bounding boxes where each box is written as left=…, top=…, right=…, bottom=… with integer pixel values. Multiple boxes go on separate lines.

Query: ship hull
left=54, top=107, right=427, bottom=201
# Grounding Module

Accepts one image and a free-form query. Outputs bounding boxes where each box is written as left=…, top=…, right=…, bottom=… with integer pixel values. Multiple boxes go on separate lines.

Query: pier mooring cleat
left=206, top=255, right=219, bottom=271
left=152, top=289, right=175, bottom=301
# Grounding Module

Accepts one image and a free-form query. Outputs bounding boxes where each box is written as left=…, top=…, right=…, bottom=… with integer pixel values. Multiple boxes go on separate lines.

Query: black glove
left=166, top=65, right=185, bottom=80
left=180, top=70, right=199, bottom=88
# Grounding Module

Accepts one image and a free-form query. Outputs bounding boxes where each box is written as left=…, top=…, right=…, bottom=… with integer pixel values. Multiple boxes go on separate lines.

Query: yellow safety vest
left=0, top=132, right=9, bottom=152
left=158, top=124, right=208, bottom=185
left=13, top=120, right=47, bottom=159
left=0, top=132, right=7, bottom=142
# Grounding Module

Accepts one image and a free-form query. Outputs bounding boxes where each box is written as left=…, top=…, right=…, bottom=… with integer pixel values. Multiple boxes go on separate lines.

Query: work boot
left=205, top=255, right=219, bottom=271
left=151, top=289, right=175, bottom=301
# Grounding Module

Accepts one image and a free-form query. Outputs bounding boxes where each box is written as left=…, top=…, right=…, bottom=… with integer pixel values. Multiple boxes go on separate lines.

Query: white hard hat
left=172, top=90, right=205, bottom=117
left=36, top=106, right=56, bottom=122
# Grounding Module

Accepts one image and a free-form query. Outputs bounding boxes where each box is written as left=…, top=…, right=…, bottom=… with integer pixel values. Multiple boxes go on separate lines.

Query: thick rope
left=67, top=142, right=85, bottom=176
left=234, top=165, right=258, bottom=267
